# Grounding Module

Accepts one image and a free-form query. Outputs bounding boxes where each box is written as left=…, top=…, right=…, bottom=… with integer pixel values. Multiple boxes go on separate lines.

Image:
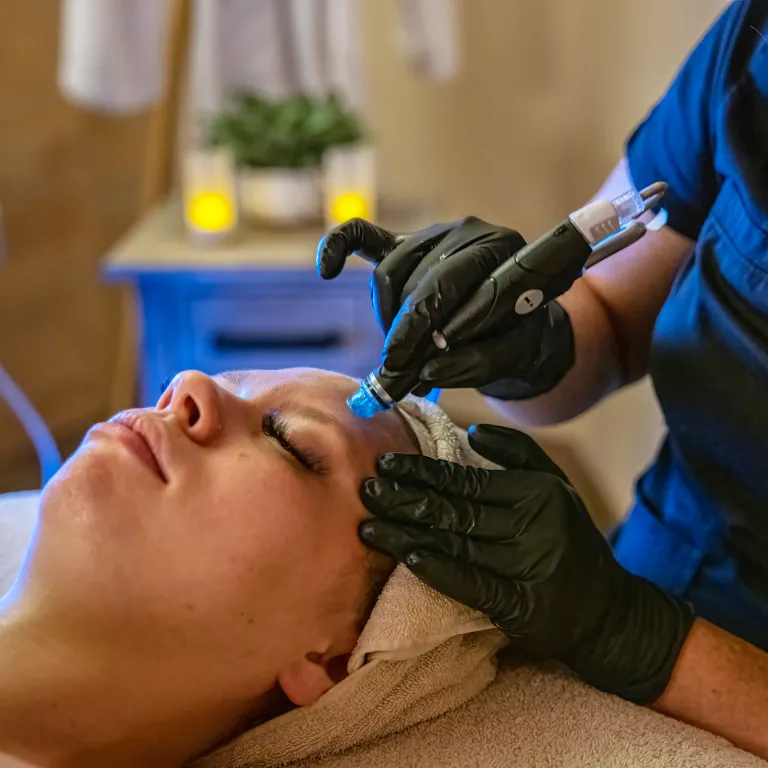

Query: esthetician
left=318, top=0, right=768, bottom=755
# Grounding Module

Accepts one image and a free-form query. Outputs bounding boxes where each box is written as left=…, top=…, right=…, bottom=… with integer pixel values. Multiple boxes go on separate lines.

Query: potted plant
left=207, top=92, right=364, bottom=226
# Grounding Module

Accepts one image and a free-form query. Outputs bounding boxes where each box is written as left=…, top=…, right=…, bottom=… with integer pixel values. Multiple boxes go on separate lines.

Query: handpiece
left=347, top=182, right=667, bottom=418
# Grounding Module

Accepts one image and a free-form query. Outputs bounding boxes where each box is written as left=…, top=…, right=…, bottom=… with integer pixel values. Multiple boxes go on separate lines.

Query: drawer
left=137, top=275, right=385, bottom=404
left=191, top=294, right=357, bottom=338
left=191, top=295, right=356, bottom=355
left=185, top=293, right=382, bottom=377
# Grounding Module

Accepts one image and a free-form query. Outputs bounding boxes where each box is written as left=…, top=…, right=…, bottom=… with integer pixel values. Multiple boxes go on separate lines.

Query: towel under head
left=195, top=396, right=506, bottom=768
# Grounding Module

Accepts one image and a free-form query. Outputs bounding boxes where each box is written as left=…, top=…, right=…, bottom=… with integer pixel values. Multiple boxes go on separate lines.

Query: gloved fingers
left=358, top=517, right=459, bottom=561
left=361, top=477, right=525, bottom=540
left=418, top=341, right=500, bottom=389
left=382, top=543, right=525, bottom=627
left=468, top=424, right=569, bottom=483
left=373, top=452, right=563, bottom=512
left=374, top=453, right=492, bottom=499
left=316, top=219, right=400, bottom=279
left=371, top=222, right=457, bottom=332
left=400, top=218, right=524, bottom=297
left=397, top=219, right=498, bottom=298
left=406, top=549, right=522, bottom=622
left=382, top=236, right=525, bottom=371
left=358, top=518, right=530, bottom=582
left=418, top=312, right=543, bottom=388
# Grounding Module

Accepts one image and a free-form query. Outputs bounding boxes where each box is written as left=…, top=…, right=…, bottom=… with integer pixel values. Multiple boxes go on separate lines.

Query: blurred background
left=0, top=0, right=727, bottom=527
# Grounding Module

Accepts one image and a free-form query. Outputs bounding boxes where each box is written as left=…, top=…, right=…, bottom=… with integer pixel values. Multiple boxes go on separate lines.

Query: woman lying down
left=0, top=368, right=763, bottom=768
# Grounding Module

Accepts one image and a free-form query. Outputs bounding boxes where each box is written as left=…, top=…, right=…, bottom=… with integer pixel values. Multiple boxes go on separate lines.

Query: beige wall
left=362, top=0, right=728, bottom=527
left=0, top=0, right=149, bottom=491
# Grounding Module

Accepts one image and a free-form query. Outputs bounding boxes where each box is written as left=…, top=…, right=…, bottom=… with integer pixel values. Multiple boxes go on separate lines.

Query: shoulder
left=0, top=492, right=40, bottom=597
left=674, top=0, right=768, bottom=103
left=717, top=0, right=768, bottom=83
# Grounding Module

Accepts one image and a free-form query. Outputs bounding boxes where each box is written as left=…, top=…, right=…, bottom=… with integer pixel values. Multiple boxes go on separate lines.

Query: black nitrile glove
left=358, top=424, right=695, bottom=705
left=316, top=217, right=574, bottom=400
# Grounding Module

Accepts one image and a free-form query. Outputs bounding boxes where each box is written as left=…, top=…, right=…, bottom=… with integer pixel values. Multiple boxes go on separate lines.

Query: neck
left=0, top=599, right=185, bottom=768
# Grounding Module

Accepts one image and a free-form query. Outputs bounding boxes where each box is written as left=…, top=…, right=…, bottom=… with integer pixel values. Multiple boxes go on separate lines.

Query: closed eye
left=262, top=409, right=329, bottom=475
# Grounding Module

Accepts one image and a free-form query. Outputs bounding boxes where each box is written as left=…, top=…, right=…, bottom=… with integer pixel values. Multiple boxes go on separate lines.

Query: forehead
left=214, top=368, right=357, bottom=400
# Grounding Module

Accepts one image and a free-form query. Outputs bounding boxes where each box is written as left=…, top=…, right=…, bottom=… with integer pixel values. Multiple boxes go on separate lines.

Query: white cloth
left=395, top=0, right=460, bottom=81
left=58, top=0, right=460, bottom=117
left=58, top=0, right=169, bottom=114
left=0, top=492, right=39, bottom=598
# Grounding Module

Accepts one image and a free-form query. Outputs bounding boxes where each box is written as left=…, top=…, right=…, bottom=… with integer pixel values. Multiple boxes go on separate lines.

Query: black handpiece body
left=441, top=219, right=591, bottom=348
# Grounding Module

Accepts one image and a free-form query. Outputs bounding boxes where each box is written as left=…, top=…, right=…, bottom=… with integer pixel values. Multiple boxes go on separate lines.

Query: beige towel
left=193, top=397, right=507, bottom=768
left=295, top=659, right=767, bottom=768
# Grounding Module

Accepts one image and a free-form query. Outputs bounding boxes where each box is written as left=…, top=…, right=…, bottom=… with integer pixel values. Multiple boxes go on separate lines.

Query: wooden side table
left=103, top=202, right=425, bottom=407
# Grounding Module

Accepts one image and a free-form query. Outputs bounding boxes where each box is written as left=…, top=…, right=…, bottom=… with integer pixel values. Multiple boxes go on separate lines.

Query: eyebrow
left=215, top=370, right=250, bottom=387
left=292, top=404, right=345, bottom=432
left=215, top=371, right=346, bottom=434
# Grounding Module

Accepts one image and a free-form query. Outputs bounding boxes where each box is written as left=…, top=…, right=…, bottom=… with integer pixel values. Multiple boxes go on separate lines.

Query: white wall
left=362, top=0, right=728, bottom=526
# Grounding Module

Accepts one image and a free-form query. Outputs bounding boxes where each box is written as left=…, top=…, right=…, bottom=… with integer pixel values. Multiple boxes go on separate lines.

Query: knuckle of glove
left=537, top=477, right=579, bottom=532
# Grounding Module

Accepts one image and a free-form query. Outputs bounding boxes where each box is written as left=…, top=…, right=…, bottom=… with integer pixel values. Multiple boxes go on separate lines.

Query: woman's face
left=14, top=369, right=416, bottom=748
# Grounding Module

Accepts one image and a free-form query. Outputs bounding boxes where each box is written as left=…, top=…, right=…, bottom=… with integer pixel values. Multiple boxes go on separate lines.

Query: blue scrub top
left=613, top=0, right=768, bottom=650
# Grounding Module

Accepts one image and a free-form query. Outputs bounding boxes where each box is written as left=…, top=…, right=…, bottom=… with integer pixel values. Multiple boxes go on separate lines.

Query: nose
left=160, top=371, right=223, bottom=444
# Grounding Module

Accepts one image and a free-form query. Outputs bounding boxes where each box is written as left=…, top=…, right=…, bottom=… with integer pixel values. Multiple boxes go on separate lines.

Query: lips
left=106, top=412, right=169, bottom=483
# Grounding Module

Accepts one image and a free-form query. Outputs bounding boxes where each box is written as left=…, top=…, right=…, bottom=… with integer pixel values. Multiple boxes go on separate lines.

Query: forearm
left=653, top=619, right=768, bottom=759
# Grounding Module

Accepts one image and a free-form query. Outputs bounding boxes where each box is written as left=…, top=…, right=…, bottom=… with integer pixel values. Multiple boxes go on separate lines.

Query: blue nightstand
left=103, top=202, right=426, bottom=407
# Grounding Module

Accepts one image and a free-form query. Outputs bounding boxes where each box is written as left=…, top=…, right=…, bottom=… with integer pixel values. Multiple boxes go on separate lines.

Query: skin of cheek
left=31, top=445, right=336, bottom=671
left=161, top=446, right=369, bottom=652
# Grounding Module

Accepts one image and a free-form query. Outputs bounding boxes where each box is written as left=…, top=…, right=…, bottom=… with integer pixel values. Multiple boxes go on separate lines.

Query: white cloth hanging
left=58, top=0, right=169, bottom=114
left=58, top=0, right=460, bottom=117
left=395, top=0, right=460, bottom=81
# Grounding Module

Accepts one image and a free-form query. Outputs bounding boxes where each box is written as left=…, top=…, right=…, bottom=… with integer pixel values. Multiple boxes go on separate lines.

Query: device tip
left=347, top=386, right=385, bottom=418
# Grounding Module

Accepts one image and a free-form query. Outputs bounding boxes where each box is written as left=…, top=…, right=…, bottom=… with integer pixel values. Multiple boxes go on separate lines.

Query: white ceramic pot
left=238, top=168, right=321, bottom=226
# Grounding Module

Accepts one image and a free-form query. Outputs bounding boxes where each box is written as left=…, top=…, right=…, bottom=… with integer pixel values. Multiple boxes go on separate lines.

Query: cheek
left=165, top=462, right=333, bottom=601
left=36, top=453, right=317, bottom=611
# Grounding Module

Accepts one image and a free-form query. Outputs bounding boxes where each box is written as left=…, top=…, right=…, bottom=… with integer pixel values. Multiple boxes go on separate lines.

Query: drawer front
left=186, top=293, right=382, bottom=378
left=138, top=275, right=384, bottom=405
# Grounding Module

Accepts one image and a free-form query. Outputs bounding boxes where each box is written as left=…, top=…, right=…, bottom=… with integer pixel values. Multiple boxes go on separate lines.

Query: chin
left=31, top=453, right=147, bottom=610
left=40, top=441, right=147, bottom=532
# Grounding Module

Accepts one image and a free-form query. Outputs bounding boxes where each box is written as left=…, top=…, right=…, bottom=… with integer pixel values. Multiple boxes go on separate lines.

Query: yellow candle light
left=182, top=147, right=238, bottom=241
left=323, top=145, right=377, bottom=229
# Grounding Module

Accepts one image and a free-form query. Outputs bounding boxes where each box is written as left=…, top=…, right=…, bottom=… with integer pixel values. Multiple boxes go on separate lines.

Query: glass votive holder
left=182, top=146, right=238, bottom=242
left=322, top=144, right=377, bottom=229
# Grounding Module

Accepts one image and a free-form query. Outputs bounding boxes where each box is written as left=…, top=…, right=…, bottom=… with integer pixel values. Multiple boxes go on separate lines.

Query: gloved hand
left=358, top=424, right=695, bottom=705
left=316, top=217, right=574, bottom=400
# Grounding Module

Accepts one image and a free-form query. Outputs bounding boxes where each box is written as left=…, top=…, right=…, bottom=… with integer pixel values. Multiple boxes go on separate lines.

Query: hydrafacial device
left=347, top=182, right=668, bottom=418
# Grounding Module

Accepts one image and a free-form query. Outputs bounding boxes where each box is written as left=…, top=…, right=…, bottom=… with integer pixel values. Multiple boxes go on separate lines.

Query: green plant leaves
left=206, top=92, right=365, bottom=169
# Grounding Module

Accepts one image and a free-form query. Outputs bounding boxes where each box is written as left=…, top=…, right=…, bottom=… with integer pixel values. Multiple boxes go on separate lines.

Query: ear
left=277, top=652, right=351, bottom=707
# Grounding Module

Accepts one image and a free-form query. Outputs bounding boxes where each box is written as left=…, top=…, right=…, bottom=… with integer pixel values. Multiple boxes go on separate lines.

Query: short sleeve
left=626, top=1, right=748, bottom=240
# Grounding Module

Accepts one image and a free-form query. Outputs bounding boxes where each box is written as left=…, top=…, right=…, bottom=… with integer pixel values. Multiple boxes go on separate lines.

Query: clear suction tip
left=611, top=187, right=645, bottom=228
